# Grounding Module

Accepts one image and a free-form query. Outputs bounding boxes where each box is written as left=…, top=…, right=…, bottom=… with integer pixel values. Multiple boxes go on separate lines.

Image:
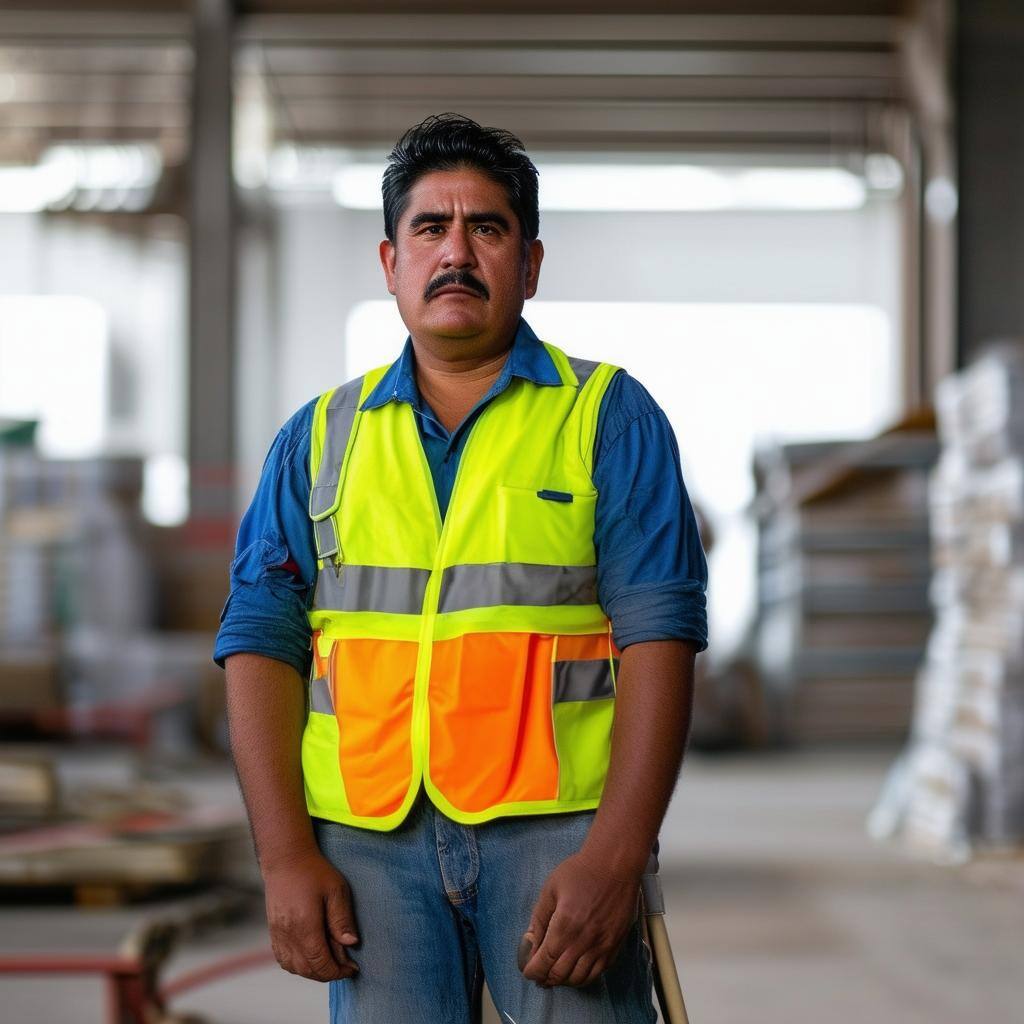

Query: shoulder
left=314, top=363, right=394, bottom=415
left=265, top=397, right=319, bottom=474
left=277, top=397, right=318, bottom=448
left=595, top=370, right=668, bottom=455
left=553, top=346, right=658, bottom=423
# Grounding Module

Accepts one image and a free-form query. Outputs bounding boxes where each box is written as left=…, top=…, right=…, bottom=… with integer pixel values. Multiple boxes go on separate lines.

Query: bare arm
left=581, top=639, right=695, bottom=876
left=225, top=652, right=360, bottom=981
left=521, top=638, right=696, bottom=987
left=225, top=652, right=321, bottom=868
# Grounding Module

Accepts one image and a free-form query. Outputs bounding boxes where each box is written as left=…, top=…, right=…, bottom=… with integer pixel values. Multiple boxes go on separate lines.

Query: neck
left=410, top=330, right=517, bottom=433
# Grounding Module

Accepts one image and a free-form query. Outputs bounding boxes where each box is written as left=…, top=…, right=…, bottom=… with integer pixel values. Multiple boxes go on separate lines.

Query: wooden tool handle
left=647, top=913, right=690, bottom=1024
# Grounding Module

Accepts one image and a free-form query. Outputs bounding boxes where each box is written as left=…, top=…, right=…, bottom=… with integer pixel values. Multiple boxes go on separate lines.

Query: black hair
left=382, top=113, right=539, bottom=243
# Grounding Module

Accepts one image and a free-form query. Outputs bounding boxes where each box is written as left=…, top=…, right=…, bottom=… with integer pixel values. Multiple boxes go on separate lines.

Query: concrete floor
left=2, top=747, right=1021, bottom=1024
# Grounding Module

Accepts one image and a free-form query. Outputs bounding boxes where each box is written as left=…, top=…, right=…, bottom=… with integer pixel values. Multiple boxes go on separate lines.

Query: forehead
left=400, top=167, right=515, bottom=220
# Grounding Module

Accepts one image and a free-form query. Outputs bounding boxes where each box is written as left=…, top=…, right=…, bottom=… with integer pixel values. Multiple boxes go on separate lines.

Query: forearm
left=224, top=652, right=317, bottom=871
left=579, top=639, right=697, bottom=879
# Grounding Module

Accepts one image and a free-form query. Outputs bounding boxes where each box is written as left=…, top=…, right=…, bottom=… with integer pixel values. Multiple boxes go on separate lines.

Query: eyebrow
left=407, top=210, right=511, bottom=231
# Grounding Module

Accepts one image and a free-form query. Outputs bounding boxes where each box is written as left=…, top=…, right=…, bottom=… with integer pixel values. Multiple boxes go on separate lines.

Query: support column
left=901, top=0, right=957, bottom=402
left=188, top=0, right=236, bottom=542
left=956, top=0, right=1024, bottom=363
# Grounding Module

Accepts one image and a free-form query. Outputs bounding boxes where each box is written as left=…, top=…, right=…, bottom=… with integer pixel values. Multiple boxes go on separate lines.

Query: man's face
left=379, top=166, right=543, bottom=347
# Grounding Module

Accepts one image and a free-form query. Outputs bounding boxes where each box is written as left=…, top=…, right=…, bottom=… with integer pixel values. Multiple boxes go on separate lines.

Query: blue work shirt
left=214, top=318, right=708, bottom=678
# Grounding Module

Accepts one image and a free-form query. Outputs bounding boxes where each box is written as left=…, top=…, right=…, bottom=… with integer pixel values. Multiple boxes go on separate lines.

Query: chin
left=426, top=312, right=487, bottom=337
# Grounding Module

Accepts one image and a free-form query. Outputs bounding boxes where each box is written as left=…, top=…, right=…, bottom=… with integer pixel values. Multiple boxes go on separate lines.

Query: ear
left=523, top=239, right=544, bottom=300
left=379, top=239, right=397, bottom=296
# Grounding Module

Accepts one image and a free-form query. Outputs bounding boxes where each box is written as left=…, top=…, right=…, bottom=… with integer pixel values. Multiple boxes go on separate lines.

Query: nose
left=440, top=223, right=475, bottom=269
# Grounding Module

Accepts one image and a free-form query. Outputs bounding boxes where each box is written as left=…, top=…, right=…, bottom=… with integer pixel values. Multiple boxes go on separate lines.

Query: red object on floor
left=0, top=945, right=276, bottom=1024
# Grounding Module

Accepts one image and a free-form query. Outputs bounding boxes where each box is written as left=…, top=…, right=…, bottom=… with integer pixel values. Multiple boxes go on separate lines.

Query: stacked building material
left=0, top=452, right=153, bottom=642
left=871, top=343, right=1024, bottom=858
left=0, top=746, right=246, bottom=901
left=753, top=416, right=939, bottom=743
left=0, top=451, right=154, bottom=715
left=0, top=451, right=62, bottom=642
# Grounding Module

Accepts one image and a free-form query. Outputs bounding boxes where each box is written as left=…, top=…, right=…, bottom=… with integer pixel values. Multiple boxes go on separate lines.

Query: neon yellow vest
left=302, top=340, right=621, bottom=830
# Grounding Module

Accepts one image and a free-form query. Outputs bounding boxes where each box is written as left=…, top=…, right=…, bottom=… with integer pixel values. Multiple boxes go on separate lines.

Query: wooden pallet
left=0, top=806, right=246, bottom=903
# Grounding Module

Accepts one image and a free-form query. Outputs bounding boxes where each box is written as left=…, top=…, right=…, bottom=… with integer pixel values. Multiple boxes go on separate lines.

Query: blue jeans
left=312, top=793, right=657, bottom=1023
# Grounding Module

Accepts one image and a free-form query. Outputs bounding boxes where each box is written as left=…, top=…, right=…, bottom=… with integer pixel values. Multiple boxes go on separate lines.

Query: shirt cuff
left=606, top=580, right=708, bottom=653
left=213, top=586, right=312, bottom=678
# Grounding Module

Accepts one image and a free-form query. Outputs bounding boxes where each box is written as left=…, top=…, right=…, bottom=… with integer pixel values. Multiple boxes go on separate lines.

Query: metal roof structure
left=0, top=1, right=918, bottom=167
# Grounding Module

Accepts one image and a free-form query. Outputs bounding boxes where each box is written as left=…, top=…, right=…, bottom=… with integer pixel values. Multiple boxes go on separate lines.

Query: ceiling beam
left=256, top=72, right=902, bottom=102
left=257, top=45, right=898, bottom=79
left=239, top=13, right=901, bottom=46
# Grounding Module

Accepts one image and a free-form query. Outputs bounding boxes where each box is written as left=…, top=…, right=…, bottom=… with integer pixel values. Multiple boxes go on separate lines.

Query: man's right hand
left=262, top=847, right=361, bottom=982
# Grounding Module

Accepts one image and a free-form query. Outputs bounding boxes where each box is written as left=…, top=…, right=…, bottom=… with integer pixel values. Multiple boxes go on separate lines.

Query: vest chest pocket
left=497, top=485, right=597, bottom=567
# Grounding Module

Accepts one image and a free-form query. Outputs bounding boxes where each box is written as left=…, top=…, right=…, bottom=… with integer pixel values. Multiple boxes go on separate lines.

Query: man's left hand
left=519, top=851, right=640, bottom=988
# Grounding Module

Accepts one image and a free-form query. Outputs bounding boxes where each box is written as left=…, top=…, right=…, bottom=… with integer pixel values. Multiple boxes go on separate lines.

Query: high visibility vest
left=301, top=340, right=621, bottom=831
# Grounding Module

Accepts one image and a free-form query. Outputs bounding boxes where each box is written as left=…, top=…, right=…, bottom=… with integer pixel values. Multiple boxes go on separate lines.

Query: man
left=215, top=113, right=708, bottom=1024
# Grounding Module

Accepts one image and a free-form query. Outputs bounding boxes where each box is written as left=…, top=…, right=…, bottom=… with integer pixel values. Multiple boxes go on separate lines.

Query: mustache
left=424, top=270, right=489, bottom=301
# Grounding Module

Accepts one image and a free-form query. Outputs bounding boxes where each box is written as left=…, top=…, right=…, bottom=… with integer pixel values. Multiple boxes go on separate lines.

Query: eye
left=474, top=224, right=496, bottom=235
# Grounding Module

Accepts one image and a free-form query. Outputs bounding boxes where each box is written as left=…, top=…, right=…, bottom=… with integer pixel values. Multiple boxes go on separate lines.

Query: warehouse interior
left=0, top=1, right=1021, bottom=1022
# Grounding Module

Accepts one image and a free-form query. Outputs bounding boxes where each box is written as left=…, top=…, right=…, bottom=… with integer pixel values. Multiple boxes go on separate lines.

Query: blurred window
left=347, top=299, right=896, bottom=659
left=0, top=295, right=108, bottom=456
left=345, top=299, right=896, bottom=516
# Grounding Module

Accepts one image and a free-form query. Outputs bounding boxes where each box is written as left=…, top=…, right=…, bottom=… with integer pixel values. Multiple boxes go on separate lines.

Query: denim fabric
left=313, top=794, right=657, bottom=1024
left=213, top=316, right=709, bottom=677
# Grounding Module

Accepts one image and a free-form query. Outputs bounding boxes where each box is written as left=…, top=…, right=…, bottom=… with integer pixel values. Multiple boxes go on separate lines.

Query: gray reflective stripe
left=310, top=675, right=334, bottom=714
left=437, top=562, right=597, bottom=614
left=313, top=564, right=431, bottom=614
left=553, top=658, right=618, bottom=703
left=314, top=518, right=338, bottom=560
left=309, top=376, right=365, bottom=523
left=566, top=355, right=599, bottom=390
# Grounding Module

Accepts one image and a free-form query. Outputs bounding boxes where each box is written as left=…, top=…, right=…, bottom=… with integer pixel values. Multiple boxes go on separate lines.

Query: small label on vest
left=537, top=489, right=574, bottom=503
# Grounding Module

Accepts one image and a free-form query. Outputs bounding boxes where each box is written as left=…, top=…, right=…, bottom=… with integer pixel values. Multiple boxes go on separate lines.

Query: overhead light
left=925, top=176, right=958, bottom=224
left=329, top=161, right=867, bottom=213
left=538, top=165, right=866, bottom=212
left=864, top=153, right=904, bottom=194
left=0, top=144, right=162, bottom=213
left=143, top=454, right=189, bottom=527
left=0, top=161, right=76, bottom=213
left=0, top=295, right=109, bottom=457
left=267, top=145, right=358, bottom=194
left=722, top=168, right=865, bottom=211
left=331, top=163, right=384, bottom=209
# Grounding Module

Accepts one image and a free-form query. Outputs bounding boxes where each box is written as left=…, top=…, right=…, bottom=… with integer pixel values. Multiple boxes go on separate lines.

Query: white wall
left=0, top=211, right=187, bottom=463
left=269, top=198, right=902, bottom=432
left=258, top=195, right=903, bottom=662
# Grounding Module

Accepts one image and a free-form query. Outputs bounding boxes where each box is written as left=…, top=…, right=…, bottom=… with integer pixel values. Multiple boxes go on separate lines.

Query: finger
left=523, top=912, right=572, bottom=984
left=543, top=945, right=586, bottom=988
left=298, top=939, right=350, bottom=983
left=325, top=881, right=360, bottom=948
left=565, top=953, right=597, bottom=988
left=270, top=937, right=295, bottom=976
left=272, top=913, right=344, bottom=982
left=270, top=928, right=306, bottom=978
left=328, top=935, right=359, bottom=974
left=324, top=883, right=360, bottom=975
left=521, top=884, right=558, bottom=974
left=291, top=913, right=352, bottom=983
left=582, top=956, right=609, bottom=988
left=517, top=935, right=533, bottom=972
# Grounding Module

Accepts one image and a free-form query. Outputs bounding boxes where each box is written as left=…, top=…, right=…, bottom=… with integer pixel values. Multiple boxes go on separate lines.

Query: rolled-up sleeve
left=593, top=372, right=709, bottom=653
left=213, top=400, right=319, bottom=677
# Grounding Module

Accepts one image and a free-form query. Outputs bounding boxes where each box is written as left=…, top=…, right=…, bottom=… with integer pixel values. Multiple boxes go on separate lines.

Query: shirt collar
left=359, top=316, right=562, bottom=412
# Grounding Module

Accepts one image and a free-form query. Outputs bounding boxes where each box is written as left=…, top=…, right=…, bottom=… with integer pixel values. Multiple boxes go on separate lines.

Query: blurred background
left=0, top=1, right=1021, bottom=1022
